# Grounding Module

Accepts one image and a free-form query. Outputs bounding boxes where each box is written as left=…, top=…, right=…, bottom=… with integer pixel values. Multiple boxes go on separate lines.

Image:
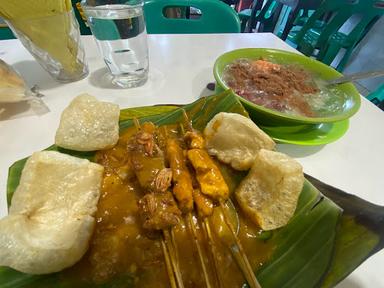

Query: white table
left=0, top=33, right=383, bottom=287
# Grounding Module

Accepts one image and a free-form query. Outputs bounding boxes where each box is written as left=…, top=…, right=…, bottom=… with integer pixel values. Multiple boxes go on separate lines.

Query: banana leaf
left=2, top=91, right=384, bottom=288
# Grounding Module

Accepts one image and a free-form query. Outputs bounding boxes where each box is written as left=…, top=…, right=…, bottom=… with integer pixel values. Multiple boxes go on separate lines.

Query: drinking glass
left=81, top=0, right=149, bottom=88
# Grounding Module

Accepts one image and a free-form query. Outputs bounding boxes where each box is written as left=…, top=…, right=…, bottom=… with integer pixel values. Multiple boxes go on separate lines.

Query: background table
left=0, top=33, right=383, bottom=287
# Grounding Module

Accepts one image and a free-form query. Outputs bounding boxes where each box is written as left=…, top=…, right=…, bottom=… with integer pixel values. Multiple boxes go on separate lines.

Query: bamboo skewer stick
left=163, top=230, right=185, bottom=288
left=202, top=218, right=223, bottom=288
left=132, top=117, right=141, bottom=132
left=161, top=237, right=178, bottom=288
left=170, top=229, right=180, bottom=263
left=133, top=118, right=184, bottom=288
left=181, top=110, right=194, bottom=132
left=187, top=213, right=213, bottom=288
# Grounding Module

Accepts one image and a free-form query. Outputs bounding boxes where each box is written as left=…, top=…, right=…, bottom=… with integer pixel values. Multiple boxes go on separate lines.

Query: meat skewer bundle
left=165, top=132, right=214, bottom=288
left=130, top=120, right=183, bottom=288
left=181, top=110, right=261, bottom=288
left=131, top=119, right=211, bottom=288
left=130, top=115, right=262, bottom=288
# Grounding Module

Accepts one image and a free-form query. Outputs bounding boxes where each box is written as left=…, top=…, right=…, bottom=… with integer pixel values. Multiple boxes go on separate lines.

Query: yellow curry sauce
left=65, top=125, right=274, bottom=287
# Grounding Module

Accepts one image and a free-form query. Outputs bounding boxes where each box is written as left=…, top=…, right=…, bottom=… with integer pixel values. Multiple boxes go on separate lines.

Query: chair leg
left=241, top=17, right=248, bottom=32
left=298, top=42, right=315, bottom=57
left=281, top=7, right=299, bottom=41
left=336, top=46, right=354, bottom=72
left=265, top=2, right=283, bottom=33
left=317, top=42, right=341, bottom=66
left=247, top=4, right=259, bottom=32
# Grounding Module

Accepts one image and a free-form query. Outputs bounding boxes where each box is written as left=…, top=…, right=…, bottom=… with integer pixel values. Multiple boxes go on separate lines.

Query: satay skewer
left=163, top=128, right=213, bottom=288
left=177, top=122, right=222, bottom=288
left=181, top=110, right=262, bottom=288
left=132, top=118, right=184, bottom=288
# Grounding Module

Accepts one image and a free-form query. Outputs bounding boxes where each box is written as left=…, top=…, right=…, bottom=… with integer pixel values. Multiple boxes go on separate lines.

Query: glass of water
left=81, top=0, right=149, bottom=88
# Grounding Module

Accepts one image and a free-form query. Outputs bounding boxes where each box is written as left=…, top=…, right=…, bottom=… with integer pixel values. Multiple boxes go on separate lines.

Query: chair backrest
left=72, top=0, right=91, bottom=35
left=248, top=0, right=283, bottom=32
left=295, top=0, right=384, bottom=47
left=297, top=0, right=324, bottom=11
left=366, top=83, right=384, bottom=106
left=258, top=0, right=280, bottom=20
left=0, top=21, right=15, bottom=40
left=144, top=0, right=241, bottom=33
left=0, top=26, right=15, bottom=40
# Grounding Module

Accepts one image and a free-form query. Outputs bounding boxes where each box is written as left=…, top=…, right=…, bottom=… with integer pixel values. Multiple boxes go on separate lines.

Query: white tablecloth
left=0, top=33, right=383, bottom=287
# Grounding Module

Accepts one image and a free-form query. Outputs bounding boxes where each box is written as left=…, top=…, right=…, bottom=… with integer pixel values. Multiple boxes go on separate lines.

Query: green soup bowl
left=213, top=48, right=361, bottom=125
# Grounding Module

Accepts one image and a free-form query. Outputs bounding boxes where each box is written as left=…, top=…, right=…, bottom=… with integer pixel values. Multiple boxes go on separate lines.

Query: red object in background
left=236, top=0, right=253, bottom=12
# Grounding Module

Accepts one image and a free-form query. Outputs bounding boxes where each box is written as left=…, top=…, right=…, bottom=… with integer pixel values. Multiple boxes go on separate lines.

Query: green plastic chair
left=0, top=22, right=16, bottom=40
left=245, top=0, right=284, bottom=33
left=238, top=0, right=263, bottom=32
left=290, top=0, right=384, bottom=72
left=366, top=83, right=384, bottom=109
left=144, top=0, right=241, bottom=33
left=72, top=0, right=92, bottom=35
left=292, top=9, right=328, bottom=28
left=241, top=0, right=322, bottom=34
left=276, top=0, right=323, bottom=40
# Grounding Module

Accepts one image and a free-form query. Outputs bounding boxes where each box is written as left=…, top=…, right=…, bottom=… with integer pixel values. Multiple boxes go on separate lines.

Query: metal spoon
left=326, top=70, right=384, bottom=86
left=210, top=199, right=262, bottom=288
left=210, top=199, right=240, bottom=241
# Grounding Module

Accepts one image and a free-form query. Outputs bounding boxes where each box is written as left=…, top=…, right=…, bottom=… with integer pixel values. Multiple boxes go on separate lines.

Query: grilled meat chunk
left=166, top=138, right=194, bottom=213
left=138, top=192, right=182, bottom=231
left=187, top=149, right=229, bottom=201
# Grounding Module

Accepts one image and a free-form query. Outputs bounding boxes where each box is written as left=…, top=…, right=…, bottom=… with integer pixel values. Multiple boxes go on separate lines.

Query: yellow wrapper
left=0, top=0, right=72, bottom=19
left=0, top=0, right=84, bottom=77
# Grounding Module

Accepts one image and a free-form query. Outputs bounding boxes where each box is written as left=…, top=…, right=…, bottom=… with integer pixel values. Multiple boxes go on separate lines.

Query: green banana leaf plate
left=2, top=91, right=384, bottom=288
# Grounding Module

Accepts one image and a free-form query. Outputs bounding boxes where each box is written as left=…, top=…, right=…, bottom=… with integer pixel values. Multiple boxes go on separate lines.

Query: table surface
left=0, top=33, right=383, bottom=288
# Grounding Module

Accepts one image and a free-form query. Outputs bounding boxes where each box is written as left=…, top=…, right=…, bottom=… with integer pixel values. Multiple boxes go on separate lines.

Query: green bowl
left=213, top=48, right=361, bottom=125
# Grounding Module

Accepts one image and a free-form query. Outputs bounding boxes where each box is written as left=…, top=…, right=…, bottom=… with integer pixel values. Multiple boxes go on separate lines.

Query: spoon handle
left=327, top=70, right=384, bottom=85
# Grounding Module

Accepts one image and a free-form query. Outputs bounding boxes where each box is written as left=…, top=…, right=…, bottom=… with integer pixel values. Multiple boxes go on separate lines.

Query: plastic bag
left=0, top=59, right=49, bottom=116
